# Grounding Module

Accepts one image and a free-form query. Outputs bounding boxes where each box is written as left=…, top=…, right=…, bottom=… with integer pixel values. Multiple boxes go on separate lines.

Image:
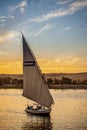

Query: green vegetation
left=47, top=76, right=87, bottom=85
left=47, top=77, right=87, bottom=89
left=0, top=76, right=87, bottom=89
left=0, top=77, right=23, bottom=88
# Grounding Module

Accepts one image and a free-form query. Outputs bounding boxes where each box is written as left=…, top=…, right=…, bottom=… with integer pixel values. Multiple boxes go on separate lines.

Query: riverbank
left=0, top=84, right=87, bottom=89
left=0, top=73, right=87, bottom=89
left=49, top=84, right=87, bottom=89
left=0, top=84, right=22, bottom=89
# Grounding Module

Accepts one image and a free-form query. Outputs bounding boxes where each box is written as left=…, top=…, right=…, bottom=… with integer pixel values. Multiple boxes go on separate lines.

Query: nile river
left=0, top=89, right=87, bottom=130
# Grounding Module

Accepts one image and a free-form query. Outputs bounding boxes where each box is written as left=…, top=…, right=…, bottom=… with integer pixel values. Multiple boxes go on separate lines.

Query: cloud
left=30, top=0, right=87, bottom=23
left=0, top=51, right=6, bottom=56
left=29, top=8, right=68, bottom=23
left=0, top=19, right=6, bottom=22
left=0, top=51, right=3, bottom=55
left=0, top=16, right=7, bottom=19
left=39, top=54, right=80, bottom=67
left=0, top=15, right=6, bottom=25
left=69, top=0, right=87, bottom=14
left=28, top=24, right=55, bottom=37
left=56, top=0, right=72, bottom=5
left=9, top=0, right=27, bottom=13
left=39, top=54, right=87, bottom=72
left=0, top=15, right=15, bottom=26
left=34, top=24, right=55, bottom=36
left=8, top=15, right=15, bottom=19
left=0, top=31, right=18, bottom=44
left=0, top=61, right=21, bottom=68
left=53, top=54, right=80, bottom=66
left=65, top=26, right=72, bottom=31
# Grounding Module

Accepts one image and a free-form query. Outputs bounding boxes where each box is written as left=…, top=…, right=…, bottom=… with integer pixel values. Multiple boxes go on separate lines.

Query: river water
left=0, top=89, right=87, bottom=130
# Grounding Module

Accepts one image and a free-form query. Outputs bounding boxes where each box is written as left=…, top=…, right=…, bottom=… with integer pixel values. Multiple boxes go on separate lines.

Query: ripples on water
left=0, top=89, right=87, bottom=130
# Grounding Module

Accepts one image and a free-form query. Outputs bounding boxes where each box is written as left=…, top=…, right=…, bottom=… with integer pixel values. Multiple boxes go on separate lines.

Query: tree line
left=0, top=76, right=87, bottom=89
left=47, top=76, right=87, bottom=85
left=0, top=77, right=23, bottom=88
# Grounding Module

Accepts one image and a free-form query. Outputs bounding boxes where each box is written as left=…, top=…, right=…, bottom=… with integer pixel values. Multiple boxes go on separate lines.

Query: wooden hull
left=25, top=108, right=50, bottom=116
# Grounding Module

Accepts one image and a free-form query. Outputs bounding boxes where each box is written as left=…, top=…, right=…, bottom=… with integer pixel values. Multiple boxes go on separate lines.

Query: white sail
left=22, top=33, right=54, bottom=108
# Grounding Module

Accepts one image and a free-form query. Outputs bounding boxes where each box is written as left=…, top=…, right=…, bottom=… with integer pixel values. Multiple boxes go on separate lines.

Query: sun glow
left=0, top=56, right=87, bottom=74
left=0, top=61, right=22, bottom=74
left=0, top=0, right=87, bottom=74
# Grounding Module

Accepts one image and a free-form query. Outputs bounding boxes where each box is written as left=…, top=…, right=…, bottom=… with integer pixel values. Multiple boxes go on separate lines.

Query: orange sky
left=0, top=56, right=87, bottom=74
left=0, top=0, right=87, bottom=74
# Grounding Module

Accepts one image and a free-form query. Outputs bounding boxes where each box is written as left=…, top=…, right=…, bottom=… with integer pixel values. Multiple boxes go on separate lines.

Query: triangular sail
left=22, top=33, right=54, bottom=108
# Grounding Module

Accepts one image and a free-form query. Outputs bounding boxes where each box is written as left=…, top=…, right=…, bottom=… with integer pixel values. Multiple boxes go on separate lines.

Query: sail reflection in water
left=22, top=115, right=52, bottom=130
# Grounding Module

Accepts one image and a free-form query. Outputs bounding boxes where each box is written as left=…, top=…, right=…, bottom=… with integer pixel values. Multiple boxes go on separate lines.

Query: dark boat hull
left=25, top=108, right=51, bottom=116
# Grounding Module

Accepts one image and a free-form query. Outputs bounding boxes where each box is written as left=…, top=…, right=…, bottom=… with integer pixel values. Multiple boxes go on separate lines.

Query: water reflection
left=22, top=114, right=52, bottom=130
left=0, top=89, right=87, bottom=130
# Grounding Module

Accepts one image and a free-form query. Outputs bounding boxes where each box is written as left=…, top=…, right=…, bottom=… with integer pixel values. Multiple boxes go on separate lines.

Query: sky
left=0, top=0, right=87, bottom=74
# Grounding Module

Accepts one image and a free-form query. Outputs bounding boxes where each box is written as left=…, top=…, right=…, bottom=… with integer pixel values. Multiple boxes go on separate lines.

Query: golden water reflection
left=0, top=89, right=87, bottom=130
left=22, top=115, right=52, bottom=130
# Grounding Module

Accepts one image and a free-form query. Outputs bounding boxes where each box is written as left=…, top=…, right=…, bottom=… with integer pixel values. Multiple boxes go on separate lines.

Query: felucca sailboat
left=21, top=33, right=54, bottom=116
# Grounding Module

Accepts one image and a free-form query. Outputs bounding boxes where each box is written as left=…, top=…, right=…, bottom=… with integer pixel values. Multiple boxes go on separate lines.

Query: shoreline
left=0, top=84, right=87, bottom=89
left=48, top=84, right=87, bottom=89
left=0, top=84, right=23, bottom=89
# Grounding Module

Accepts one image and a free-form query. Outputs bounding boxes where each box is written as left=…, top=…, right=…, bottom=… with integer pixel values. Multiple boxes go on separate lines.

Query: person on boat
left=32, top=104, right=42, bottom=110
left=37, top=105, right=42, bottom=110
left=27, top=105, right=32, bottom=110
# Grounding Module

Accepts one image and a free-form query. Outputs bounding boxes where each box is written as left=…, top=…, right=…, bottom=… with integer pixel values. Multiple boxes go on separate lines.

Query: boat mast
left=21, top=32, right=54, bottom=108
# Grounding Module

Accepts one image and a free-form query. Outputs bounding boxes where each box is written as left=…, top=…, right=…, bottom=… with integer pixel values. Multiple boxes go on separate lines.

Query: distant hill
left=0, top=74, right=23, bottom=79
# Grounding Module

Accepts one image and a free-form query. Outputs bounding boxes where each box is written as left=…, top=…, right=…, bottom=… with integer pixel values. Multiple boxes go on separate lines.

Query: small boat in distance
left=21, top=32, right=54, bottom=116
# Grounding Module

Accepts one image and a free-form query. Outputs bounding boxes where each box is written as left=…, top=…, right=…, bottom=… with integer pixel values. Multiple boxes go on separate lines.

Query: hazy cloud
left=0, top=31, right=18, bottom=44
left=28, top=24, right=55, bottom=37
left=69, top=0, right=87, bottom=14
left=0, top=61, right=21, bottom=68
left=30, top=0, right=87, bottom=23
left=65, top=26, right=72, bottom=31
left=54, top=54, right=80, bottom=66
left=9, top=0, right=27, bottom=13
left=0, top=15, right=6, bottom=25
left=56, top=0, right=72, bottom=5
left=0, top=16, right=7, bottom=19
left=34, top=24, right=55, bottom=36
left=0, top=15, right=15, bottom=26
left=40, top=54, right=80, bottom=67
left=39, top=54, right=86, bottom=72
left=0, top=51, right=3, bottom=55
